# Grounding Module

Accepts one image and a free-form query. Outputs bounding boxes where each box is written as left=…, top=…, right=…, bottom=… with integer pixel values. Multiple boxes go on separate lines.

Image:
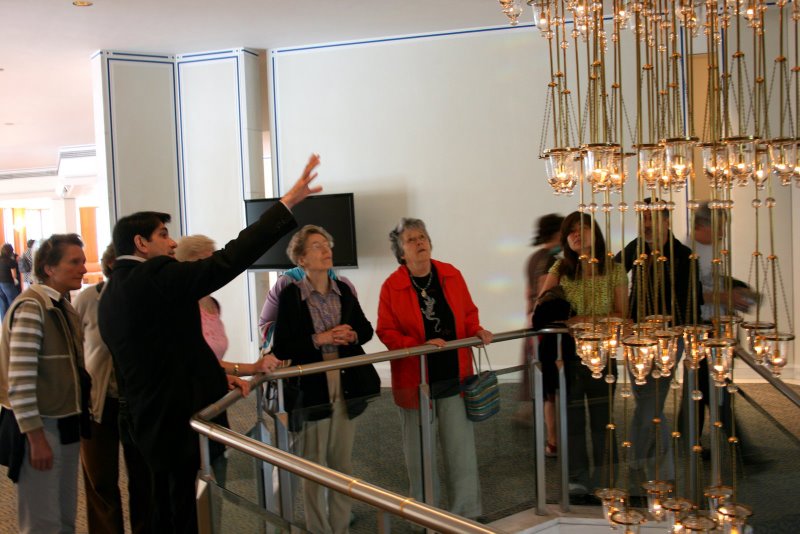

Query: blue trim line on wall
left=108, top=52, right=173, bottom=59
left=271, top=53, right=281, bottom=196
left=273, top=24, right=533, bottom=55
left=181, top=50, right=235, bottom=58
left=105, top=60, right=118, bottom=220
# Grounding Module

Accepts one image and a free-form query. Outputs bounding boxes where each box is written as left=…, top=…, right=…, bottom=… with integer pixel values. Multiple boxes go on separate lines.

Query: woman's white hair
left=175, top=234, right=215, bottom=262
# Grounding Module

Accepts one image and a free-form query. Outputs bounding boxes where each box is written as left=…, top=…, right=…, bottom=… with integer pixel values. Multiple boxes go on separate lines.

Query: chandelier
left=495, top=0, right=799, bottom=529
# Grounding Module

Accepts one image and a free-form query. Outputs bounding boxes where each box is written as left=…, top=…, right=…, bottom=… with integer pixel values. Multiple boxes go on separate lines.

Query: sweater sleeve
left=7, top=300, right=45, bottom=433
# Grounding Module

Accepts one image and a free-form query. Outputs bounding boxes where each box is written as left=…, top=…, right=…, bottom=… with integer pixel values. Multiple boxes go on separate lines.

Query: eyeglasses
left=306, top=241, right=333, bottom=252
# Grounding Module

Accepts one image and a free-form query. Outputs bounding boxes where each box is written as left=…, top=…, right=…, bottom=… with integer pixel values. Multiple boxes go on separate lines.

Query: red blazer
left=377, top=260, right=483, bottom=409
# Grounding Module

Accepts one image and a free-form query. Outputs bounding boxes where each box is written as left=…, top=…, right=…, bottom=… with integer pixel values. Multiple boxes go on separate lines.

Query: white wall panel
left=177, top=49, right=264, bottom=362
left=102, top=53, right=181, bottom=221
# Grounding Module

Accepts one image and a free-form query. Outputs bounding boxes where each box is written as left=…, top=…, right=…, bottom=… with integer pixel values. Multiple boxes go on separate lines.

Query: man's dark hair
left=34, top=234, right=84, bottom=283
left=26, top=239, right=35, bottom=248
left=112, top=211, right=171, bottom=256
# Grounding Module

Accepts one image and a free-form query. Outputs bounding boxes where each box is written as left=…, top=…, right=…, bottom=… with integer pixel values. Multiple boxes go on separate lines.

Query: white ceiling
left=0, top=0, right=524, bottom=171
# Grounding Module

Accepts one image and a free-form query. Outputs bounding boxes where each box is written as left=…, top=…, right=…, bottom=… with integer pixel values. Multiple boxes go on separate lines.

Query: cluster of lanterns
left=594, top=475, right=753, bottom=533
left=543, top=136, right=800, bottom=197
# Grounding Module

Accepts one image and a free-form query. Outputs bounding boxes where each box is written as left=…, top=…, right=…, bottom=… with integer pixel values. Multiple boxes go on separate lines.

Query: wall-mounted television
left=244, top=192, right=358, bottom=270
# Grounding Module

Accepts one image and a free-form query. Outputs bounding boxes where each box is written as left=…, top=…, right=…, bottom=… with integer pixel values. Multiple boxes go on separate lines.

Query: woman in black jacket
left=272, top=225, right=379, bottom=534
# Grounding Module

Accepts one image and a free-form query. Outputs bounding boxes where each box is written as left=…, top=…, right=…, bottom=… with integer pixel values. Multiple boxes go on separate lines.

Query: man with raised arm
left=98, top=154, right=321, bottom=534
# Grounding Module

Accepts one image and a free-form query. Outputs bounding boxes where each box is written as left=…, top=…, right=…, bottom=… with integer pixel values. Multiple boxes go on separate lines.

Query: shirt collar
left=297, top=275, right=341, bottom=301
left=116, top=255, right=146, bottom=263
left=38, top=283, right=64, bottom=302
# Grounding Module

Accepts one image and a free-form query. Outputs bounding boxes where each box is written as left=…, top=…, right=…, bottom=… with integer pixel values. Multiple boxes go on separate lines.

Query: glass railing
left=193, top=329, right=537, bottom=534
left=192, top=327, right=800, bottom=533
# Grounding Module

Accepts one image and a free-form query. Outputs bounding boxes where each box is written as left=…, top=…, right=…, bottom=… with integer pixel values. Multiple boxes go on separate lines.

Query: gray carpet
left=2, top=381, right=799, bottom=533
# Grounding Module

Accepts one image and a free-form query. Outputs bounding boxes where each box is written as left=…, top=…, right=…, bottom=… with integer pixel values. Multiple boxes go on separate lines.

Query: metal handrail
left=198, top=327, right=566, bottom=421
left=190, top=418, right=501, bottom=534
left=736, top=347, right=800, bottom=409
left=192, top=326, right=569, bottom=533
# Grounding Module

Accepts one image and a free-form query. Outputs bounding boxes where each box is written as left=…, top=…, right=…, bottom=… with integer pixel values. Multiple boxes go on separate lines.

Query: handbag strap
left=471, top=344, right=493, bottom=374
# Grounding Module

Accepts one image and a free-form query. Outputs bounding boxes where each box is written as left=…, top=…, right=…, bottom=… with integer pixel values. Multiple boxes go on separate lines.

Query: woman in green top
left=538, top=211, right=627, bottom=497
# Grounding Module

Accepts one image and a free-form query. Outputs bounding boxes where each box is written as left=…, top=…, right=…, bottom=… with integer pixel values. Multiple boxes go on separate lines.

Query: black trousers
left=80, top=396, right=151, bottom=534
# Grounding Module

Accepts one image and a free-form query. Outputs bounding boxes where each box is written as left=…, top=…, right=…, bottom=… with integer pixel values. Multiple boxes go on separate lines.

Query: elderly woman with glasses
left=272, top=224, right=379, bottom=534
left=376, top=217, right=492, bottom=520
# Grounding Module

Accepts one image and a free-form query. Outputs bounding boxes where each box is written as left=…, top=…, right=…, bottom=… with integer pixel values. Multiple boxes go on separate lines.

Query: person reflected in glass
left=538, top=211, right=627, bottom=497
left=272, top=225, right=379, bottom=534
left=376, top=218, right=492, bottom=520
left=514, top=214, right=564, bottom=458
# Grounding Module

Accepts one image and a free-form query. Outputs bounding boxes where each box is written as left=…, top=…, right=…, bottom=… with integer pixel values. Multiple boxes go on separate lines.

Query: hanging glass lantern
left=705, top=484, right=734, bottom=522
left=595, top=487, right=628, bottom=528
left=717, top=502, right=753, bottom=534
left=610, top=509, right=646, bottom=533
left=700, top=142, right=730, bottom=190
left=544, top=148, right=581, bottom=196
left=741, top=321, right=775, bottom=364
left=645, top=314, right=671, bottom=330
left=680, top=512, right=718, bottom=532
left=585, top=143, right=620, bottom=193
left=577, top=332, right=608, bottom=378
left=630, top=322, right=656, bottom=337
left=768, top=137, right=795, bottom=185
left=642, top=480, right=673, bottom=522
left=712, top=315, right=743, bottom=340
left=636, top=144, right=665, bottom=190
left=792, top=139, right=800, bottom=186
left=623, top=336, right=657, bottom=385
left=663, top=497, right=693, bottom=531
left=724, top=136, right=758, bottom=187
left=499, top=0, right=524, bottom=25
left=663, top=137, right=697, bottom=191
left=529, top=0, right=552, bottom=33
left=597, top=317, right=626, bottom=358
left=653, top=329, right=680, bottom=378
left=608, top=150, right=631, bottom=194
left=752, top=144, right=769, bottom=190
left=761, top=332, right=795, bottom=376
left=682, top=325, right=712, bottom=370
left=704, top=338, right=736, bottom=386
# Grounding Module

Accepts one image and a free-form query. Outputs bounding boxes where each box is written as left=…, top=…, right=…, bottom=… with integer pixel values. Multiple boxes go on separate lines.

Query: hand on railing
left=476, top=329, right=493, bottom=346
left=227, top=375, right=251, bottom=397
left=253, top=353, right=285, bottom=374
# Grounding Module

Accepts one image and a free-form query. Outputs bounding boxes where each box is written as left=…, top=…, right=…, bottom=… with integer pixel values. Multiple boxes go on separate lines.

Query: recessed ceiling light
left=73, top=1, right=93, bottom=6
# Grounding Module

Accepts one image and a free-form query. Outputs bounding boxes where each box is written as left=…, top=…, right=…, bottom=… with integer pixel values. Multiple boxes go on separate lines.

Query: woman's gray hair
left=286, top=225, right=334, bottom=266
left=175, top=234, right=215, bottom=262
left=389, top=217, right=431, bottom=265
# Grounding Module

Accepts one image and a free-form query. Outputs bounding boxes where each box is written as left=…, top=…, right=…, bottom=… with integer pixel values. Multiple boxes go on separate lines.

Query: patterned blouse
left=550, top=259, right=627, bottom=316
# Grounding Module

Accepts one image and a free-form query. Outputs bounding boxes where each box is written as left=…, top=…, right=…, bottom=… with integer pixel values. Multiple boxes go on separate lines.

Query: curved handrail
left=198, top=327, right=567, bottom=421
left=736, top=347, right=800, bottom=409
left=189, top=417, right=503, bottom=534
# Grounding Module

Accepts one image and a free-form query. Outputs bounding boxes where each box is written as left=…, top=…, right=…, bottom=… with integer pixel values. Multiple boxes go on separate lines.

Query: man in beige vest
left=0, top=234, right=88, bottom=533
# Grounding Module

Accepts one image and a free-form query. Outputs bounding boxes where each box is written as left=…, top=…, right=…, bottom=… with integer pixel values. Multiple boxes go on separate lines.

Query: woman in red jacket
left=376, top=217, right=492, bottom=519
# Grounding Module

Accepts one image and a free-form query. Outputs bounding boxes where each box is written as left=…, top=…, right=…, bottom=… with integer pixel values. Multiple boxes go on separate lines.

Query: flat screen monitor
left=244, top=193, right=358, bottom=270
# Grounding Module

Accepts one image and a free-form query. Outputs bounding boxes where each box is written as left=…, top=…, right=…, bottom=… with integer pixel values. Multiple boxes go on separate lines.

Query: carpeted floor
left=2, top=380, right=799, bottom=533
